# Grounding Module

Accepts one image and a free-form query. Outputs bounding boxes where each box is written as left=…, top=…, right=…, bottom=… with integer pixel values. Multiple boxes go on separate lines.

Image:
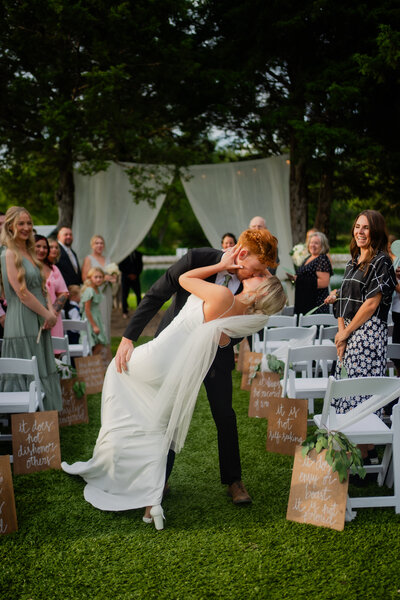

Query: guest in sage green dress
left=80, top=267, right=108, bottom=351
left=0, top=206, right=62, bottom=410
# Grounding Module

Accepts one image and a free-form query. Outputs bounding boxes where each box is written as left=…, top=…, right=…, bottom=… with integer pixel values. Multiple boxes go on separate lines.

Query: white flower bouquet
left=104, top=262, right=121, bottom=296
left=290, top=243, right=309, bottom=267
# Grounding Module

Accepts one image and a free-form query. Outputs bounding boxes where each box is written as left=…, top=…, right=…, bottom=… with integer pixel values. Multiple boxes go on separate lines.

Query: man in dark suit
left=56, top=227, right=82, bottom=286
left=118, top=249, right=143, bottom=318
left=115, top=229, right=277, bottom=504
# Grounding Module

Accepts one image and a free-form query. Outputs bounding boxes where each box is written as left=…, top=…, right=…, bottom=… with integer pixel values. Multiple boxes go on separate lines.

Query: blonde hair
left=243, top=276, right=287, bottom=316
left=81, top=267, right=104, bottom=293
left=68, top=284, right=81, bottom=299
left=90, top=234, right=105, bottom=248
left=48, top=237, right=61, bottom=262
left=0, top=206, right=46, bottom=296
left=237, top=229, right=278, bottom=269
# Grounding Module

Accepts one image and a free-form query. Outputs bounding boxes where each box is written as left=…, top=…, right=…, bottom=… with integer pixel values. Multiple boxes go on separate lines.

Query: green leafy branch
left=267, top=354, right=285, bottom=377
left=302, top=428, right=366, bottom=483
left=73, top=381, right=86, bottom=399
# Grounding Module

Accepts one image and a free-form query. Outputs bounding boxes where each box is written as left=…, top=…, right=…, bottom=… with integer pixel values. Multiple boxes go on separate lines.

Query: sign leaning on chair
left=11, top=411, right=62, bottom=475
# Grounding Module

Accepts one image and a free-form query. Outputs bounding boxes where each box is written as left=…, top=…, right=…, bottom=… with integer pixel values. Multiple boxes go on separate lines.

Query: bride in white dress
left=62, top=246, right=286, bottom=529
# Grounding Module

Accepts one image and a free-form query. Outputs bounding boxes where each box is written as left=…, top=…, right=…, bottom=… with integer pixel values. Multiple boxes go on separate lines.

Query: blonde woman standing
left=82, top=235, right=116, bottom=344
left=0, top=207, right=62, bottom=410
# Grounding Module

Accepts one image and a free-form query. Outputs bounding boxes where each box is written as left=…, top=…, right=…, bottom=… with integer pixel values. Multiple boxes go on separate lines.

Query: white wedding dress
left=62, top=294, right=268, bottom=511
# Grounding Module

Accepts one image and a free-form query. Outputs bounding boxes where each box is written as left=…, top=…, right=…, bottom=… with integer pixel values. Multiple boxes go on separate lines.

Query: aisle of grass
left=1, top=349, right=400, bottom=599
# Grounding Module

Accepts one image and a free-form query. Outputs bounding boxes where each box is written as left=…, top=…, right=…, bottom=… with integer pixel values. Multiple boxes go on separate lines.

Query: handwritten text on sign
left=240, top=352, right=263, bottom=391
left=286, top=447, right=348, bottom=531
left=266, top=397, right=308, bottom=455
left=0, top=455, right=18, bottom=535
left=75, top=355, right=105, bottom=394
left=11, top=411, right=62, bottom=475
left=59, top=378, right=89, bottom=427
left=249, top=372, right=281, bottom=418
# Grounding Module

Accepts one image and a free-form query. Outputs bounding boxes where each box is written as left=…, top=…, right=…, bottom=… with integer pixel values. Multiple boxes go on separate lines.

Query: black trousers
left=121, top=273, right=141, bottom=313
left=166, top=345, right=241, bottom=486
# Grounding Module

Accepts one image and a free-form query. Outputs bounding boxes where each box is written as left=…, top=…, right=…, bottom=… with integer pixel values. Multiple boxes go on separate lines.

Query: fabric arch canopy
left=72, top=155, right=292, bottom=274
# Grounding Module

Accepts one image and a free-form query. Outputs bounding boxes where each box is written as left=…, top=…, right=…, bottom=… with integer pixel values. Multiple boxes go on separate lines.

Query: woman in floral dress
left=325, top=210, right=396, bottom=417
left=292, top=231, right=333, bottom=315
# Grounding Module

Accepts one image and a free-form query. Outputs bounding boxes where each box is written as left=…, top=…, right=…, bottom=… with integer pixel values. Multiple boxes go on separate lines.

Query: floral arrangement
left=302, top=428, right=366, bottom=483
left=105, top=262, right=120, bottom=277
left=55, top=359, right=86, bottom=398
left=104, top=262, right=121, bottom=295
left=290, top=243, right=309, bottom=267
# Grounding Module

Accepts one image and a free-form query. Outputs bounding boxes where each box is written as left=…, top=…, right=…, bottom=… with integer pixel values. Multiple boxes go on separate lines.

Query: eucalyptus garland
left=302, top=428, right=366, bottom=483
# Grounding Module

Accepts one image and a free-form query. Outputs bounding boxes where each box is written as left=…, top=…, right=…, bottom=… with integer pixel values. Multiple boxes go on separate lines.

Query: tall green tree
left=0, top=0, right=202, bottom=226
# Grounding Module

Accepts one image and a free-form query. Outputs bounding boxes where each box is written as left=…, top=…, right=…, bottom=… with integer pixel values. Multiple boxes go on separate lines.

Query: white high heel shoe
left=150, top=505, right=165, bottom=531
left=142, top=516, right=153, bottom=524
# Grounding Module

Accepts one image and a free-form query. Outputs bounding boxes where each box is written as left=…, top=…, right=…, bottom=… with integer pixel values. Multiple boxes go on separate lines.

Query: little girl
left=80, top=267, right=107, bottom=351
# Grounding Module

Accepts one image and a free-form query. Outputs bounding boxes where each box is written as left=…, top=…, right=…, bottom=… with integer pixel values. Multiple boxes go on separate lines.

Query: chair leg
left=391, top=405, right=400, bottom=513
left=377, top=444, right=392, bottom=487
left=308, top=398, right=314, bottom=414
left=345, top=497, right=357, bottom=522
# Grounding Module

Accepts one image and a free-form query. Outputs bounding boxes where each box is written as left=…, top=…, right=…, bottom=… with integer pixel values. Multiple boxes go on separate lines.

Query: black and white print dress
left=333, top=251, right=396, bottom=414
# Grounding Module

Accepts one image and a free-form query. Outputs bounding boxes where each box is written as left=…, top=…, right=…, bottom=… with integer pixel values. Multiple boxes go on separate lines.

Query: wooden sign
left=75, top=354, right=105, bottom=394
left=266, top=397, right=308, bottom=455
left=286, top=447, right=349, bottom=531
left=11, top=411, right=62, bottom=475
left=0, top=455, right=18, bottom=535
left=59, top=378, right=89, bottom=427
left=93, top=344, right=113, bottom=371
left=236, top=339, right=250, bottom=372
left=240, top=352, right=263, bottom=391
left=249, top=372, right=281, bottom=418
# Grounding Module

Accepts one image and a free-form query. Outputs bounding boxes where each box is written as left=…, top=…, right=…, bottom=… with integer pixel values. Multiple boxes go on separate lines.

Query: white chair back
left=298, top=313, right=337, bottom=327
left=62, top=319, right=92, bottom=357
left=0, top=356, right=44, bottom=413
left=282, top=344, right=337, bottom=399
left=52, top=335, right=71, bottom=365
left=317, top=325, right=338, bottom=345
left=281, top=305, right=295, bottom=316
left=320, top=376, right=400, bottom=430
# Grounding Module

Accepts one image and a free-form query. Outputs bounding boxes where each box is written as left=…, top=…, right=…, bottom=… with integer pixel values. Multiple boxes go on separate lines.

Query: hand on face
left=220, top=244, right=244, bottom=272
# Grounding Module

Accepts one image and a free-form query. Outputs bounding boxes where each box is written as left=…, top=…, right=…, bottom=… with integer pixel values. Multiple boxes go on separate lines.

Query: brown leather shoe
left=227, top=480, right=252, bottom=504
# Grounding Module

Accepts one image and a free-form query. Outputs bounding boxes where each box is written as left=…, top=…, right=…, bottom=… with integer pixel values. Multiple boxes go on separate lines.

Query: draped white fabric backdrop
left=73, top=156, right=292, bottom=274
left=181, top=155, right=292, bottom=275
left=73, top=162, right=173, bottom=263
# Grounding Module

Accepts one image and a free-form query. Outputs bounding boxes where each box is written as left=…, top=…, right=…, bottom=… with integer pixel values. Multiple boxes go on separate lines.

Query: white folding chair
left=0, top=356, right=45, bottom=453
left=62, top=319, right=92, bottom=357
left=313, top=376, right=400, bottom=520
left=317, top=325, right=338, bottom=346
left=282, top=344, right=338, bottom=413
left=386, top=343, right=400, bottom=377
left=52, top=335, right=71, bottom=366
left=281, top=305, right=295, bottom=316
left=252, top=315, right=298, bottom=352
left=298, top=313, right=337, bottom=327
left=259, top=325, right=317, bottom=356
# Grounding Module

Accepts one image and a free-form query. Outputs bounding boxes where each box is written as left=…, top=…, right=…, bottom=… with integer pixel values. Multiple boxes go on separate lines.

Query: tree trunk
left=314, top=163, right=334, bottom=239
left=289, top=135, right=308, bottom=245
left=55, top=159, right=75, bottom=229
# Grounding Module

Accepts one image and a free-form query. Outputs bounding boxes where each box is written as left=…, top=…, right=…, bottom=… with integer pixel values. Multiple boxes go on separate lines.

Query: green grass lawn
left=1, top=347, right=400, bottom=599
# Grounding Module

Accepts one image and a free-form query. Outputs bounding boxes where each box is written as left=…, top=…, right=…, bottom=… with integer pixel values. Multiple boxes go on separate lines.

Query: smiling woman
left=291, top=231, right=333, bottom=315
left=325, top=210, right=397, bottom=427
left=0, top=206, right=62, bottom=410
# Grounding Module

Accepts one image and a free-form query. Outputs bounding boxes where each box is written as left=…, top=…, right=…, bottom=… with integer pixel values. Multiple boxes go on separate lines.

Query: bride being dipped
left=62, top=244, right=286, bottom=530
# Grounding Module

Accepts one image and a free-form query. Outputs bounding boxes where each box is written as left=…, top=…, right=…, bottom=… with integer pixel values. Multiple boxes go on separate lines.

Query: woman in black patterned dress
left=292, top=231, right=333, bottom=315
left=325, top=210, right=396, bottom=419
